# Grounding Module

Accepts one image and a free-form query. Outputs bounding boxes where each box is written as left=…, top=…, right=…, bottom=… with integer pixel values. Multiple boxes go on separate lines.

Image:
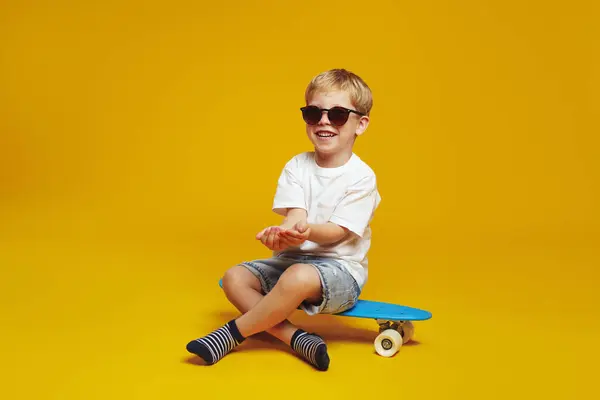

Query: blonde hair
left=305, top=68, right=373, bottom=115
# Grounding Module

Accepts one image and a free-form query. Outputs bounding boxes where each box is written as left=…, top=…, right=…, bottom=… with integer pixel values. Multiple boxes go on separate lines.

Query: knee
left=277, top=263, right=321, bottom=295
left=222, top=265, right=260, bottom=293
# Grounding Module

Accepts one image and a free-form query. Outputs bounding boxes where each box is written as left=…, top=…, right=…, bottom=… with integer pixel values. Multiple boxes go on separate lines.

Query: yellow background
left=1, top=1, right=598, bottom=398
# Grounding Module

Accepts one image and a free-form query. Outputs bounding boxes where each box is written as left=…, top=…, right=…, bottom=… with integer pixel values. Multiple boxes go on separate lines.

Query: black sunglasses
left=300, top=105, right=366, bottom=126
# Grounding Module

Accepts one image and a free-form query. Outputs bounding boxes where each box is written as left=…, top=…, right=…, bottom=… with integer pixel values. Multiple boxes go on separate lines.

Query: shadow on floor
left=182, top=310, right=421, bottom=365
left=216, top=310, right=377, bottom=342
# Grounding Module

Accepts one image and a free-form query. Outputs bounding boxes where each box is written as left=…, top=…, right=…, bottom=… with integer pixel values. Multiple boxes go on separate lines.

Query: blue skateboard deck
left=332, top=299, right=432, bottom=321
left=218, top=278, right=432, bottom=321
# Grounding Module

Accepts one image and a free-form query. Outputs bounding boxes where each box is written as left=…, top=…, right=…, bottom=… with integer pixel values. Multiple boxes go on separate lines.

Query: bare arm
left=306, top=222, right=350, bottom=245
left=280, top=208, right=307, bottom=229
left=261, top=210, right=350, bottom=249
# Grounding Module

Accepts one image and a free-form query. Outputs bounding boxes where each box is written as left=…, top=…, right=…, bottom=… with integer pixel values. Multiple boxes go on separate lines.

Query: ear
left=355, top=115, right=370, bottom=136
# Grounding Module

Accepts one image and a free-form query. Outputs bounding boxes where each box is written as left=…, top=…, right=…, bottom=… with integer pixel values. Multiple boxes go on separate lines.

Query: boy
left=186, top=68, right=381, bottom=371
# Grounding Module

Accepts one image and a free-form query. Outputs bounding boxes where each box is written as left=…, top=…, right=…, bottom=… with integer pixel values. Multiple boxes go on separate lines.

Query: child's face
left=303, top=90, right=369, bottom=159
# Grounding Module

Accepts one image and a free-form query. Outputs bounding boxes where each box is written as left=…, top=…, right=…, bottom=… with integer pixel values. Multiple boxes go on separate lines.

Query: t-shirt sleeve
left=329, top=174, right=380, bottom=237
left=272, top=157, right=306, bottom=216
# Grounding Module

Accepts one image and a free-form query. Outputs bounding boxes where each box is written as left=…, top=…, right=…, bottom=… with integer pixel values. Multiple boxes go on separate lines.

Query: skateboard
left=218, top=279, right=432, bottom=357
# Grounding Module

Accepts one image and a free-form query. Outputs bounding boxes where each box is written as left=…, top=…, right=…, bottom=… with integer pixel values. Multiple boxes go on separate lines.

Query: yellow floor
left=1, top=209, right=597, bottom=399
left=1, top=1, right=598, bottom=398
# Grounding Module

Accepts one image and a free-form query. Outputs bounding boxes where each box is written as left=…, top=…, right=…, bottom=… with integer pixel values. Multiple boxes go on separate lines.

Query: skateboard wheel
left=400, top=321, right=415, bottom=344
left=374, top=329, right=403, bottom=357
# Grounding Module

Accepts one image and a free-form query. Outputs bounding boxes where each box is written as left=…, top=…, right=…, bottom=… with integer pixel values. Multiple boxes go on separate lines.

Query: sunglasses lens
left=301, top=106, right=322, bottom=125
left=328, top=107, right=350, bottom=126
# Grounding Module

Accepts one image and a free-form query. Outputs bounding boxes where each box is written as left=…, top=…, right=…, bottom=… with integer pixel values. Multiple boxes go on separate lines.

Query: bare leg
left=221, top=265, right=300, bottom=345
left=186, top=263, right=329, bottom=370
left=233, top=263, right=322, bottom=338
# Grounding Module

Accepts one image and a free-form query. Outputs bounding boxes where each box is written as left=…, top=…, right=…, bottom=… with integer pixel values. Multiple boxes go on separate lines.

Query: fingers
left=264, top=227, right=274, bottom=248
left=257, top=226, right=278, bottom=241
left=265, top=226, right=281, bottom=250
left=295, top=220, right=308, bottom=233
left=279, top=230, right=305, bottom=246
left=257, top=226, right=307, bottom=251
left=276, top=235, right=293, bottom=251
left=284, top=227, right=310, bottom=239
left=281, top=229, right=304, bottom=240
left=259, top=226, right=271, bottom=242
left=271, top=229, right=281, bottom=250
left=260, top=228, right=274, bottom=249
left=256, top=226, right=269, bottom=240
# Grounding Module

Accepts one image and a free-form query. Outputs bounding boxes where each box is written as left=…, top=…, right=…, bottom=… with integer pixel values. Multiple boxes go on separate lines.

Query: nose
left=317, top=110, right=331, bottom=125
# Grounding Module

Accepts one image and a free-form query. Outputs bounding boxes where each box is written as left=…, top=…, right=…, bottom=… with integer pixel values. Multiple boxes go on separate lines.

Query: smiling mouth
left=316, top=131, right=337, bottom=138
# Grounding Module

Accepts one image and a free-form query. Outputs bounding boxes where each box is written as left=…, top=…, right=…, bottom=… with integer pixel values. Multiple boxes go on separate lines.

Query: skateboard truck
left=374, top=319, right=415, bottom=357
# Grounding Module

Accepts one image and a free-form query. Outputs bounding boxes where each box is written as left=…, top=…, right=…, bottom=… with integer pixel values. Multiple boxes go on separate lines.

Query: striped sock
left=290, top=330, right=330, bottom=371
left=186, top=320, right=245, bottom=365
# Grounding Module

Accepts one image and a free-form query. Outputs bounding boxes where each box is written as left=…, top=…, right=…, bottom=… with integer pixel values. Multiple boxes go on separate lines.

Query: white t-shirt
left=272, top=151, right=382, bottom=288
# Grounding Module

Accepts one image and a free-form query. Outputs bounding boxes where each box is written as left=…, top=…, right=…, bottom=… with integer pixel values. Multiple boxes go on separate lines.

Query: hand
left=255, top=222, right=310, bottom=251
left=256, top=226, right=287, bottom=251
left=279, top=221, right=311, bottom=247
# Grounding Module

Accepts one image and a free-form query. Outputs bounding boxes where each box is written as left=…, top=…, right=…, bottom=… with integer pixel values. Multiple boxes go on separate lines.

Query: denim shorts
left=239, top=253, right=361, bottom=316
